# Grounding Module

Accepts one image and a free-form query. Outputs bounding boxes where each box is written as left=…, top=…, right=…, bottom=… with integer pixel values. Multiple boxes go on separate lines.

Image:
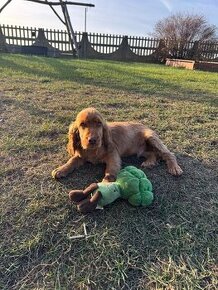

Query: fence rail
left=0, top=24, right=218, bottom=62
left=88, top=33, right=123, bottom=54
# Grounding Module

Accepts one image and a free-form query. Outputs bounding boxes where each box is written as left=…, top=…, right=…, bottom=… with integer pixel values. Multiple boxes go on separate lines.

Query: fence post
left=153, top=39, right=169, bottom=62
left=191, top=41, right=200, bottom=60
left=0, top=27, right=7, bottom=52
left=33, top=28, right=50, bottom=47
left=80, top=32, right=88, bottom=58
left=31, top=28, right=60, bottom=57
left=119, top=36, right=129, bottom=60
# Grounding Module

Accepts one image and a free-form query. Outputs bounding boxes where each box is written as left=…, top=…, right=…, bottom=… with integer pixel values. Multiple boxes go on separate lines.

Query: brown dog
left=52, top=107, right=183, bottom=181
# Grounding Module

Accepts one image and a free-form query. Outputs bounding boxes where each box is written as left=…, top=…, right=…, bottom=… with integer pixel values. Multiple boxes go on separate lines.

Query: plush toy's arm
left=69, top=183, right=103, bottom=214
left=83, top=183, right=99, bottom=195
left=77, top=190, right=102, bottom=213
left=69, top=183, right=98, bottom=203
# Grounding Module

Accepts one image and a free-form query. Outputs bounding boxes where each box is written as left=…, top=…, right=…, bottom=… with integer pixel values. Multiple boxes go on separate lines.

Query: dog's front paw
left=168, top=164, right=183, bottom=176
left=141, top=160, right=157, bottom=168
left=102, top=174, right=116, bottom=183
left=51, top=167, right=69, bottom=179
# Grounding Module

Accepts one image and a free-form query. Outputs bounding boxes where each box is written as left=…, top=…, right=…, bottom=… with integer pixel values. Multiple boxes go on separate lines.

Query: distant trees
left=152, top=13, right=217, bottom=59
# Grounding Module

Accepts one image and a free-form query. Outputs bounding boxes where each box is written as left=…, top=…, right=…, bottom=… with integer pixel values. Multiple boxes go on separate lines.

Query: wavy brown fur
left=52, top=107, right=183, bottom=181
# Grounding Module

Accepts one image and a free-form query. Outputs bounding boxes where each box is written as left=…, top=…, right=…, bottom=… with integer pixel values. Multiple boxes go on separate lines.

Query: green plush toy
left=69, top=166, right=154, bottom=213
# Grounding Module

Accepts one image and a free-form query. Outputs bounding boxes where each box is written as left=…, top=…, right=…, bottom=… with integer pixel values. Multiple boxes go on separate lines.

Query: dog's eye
left=80, top=122, right=86, bottom=128
left=96, top=121, right=102, bottom=127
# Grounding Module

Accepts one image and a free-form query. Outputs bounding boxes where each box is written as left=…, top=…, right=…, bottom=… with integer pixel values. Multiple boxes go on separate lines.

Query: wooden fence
left=165, top=39, right=218, bottom=60
left=0, top=24, right=160, bottom=56
left=1, top=24, right=218, bottom=61
left=0, top=24, right=73, bottom=51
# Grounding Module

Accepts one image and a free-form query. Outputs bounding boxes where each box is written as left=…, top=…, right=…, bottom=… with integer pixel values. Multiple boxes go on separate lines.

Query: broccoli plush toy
left=69, top=166, right=154, bottom=214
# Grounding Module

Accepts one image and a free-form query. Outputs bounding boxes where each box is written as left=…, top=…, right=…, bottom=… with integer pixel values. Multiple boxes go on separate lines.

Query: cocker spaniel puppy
left=52, top=107, right=183, bottom=182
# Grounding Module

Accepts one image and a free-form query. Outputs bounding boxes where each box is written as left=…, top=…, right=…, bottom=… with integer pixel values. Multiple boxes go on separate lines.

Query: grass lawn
left=0, top=53, right=217, bottom=289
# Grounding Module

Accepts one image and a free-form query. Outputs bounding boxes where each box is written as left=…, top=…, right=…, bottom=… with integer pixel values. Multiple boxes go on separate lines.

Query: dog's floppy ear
left=67, top=122, right=81, bottom=156
left=102, top=120, right=114, bottom=152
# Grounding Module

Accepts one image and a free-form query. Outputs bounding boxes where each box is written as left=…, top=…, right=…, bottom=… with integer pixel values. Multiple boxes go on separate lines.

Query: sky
left=0, top=0, right=218, bottom=37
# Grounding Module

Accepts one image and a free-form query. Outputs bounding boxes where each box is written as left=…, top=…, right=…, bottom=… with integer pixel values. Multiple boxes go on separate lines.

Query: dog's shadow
left=57, top=154, right=184, bottom=191
left=55, top=153, right=216, bottom=221
left=57, top=155, right=150, bottom=190
left=60, top=153, right=216, bottom=222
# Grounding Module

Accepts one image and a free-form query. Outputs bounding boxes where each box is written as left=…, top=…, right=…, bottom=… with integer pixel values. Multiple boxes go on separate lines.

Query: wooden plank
left=112, top=34, right=114, bottom=53
left=14, top=25, right=18, bottom=45
left=25, top=0, right=95, bottom=8
left=100, top=33, right=102, bottom=53
left=10, top=25, right=14, bottom=45
left=143, top=38, right=147, bottom=56
left=27, top=27, right=29, bottom=45
left=139, top=37, right=142, bottom=55
left=58, top=29, right=61, bottom=50
left=89, top=42, right=120, bottom=48
left=96, top=33, right=99, bottom=52
left=138, top=37, right=141, bottom=56
left=7, top=25, right=10, bottom=45
left=5, top=35, right=35, bottom=42
left=105, top=34, right=108, bottom=54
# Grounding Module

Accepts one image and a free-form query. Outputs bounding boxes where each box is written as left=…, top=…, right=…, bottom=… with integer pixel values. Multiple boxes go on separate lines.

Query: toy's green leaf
left=116, top=166, right=154, bottom=207
left=124, top=166, right=146, bottom=179
left=118, top=177, right=139, bottom=198
left=139, top=178, right=153, bottom=192
left=141, top=191, right=154, bottom=206
left=128, top=192, right=141, bottom=206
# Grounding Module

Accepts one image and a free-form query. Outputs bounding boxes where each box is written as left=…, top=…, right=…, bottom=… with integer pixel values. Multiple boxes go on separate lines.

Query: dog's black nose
left=88, top=137, right=97, bottom=145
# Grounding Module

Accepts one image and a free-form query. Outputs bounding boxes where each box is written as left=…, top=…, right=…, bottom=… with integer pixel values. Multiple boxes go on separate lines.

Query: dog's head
left=67, top=107, right=112, bottom=155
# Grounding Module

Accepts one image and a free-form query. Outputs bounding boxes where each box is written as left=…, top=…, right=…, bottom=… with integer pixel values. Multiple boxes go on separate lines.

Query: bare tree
left=153, top=13, right=217, bottom=59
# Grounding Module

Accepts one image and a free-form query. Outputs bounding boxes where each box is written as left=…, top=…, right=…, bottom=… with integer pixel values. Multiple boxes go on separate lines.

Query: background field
left=0, top=54, right=217, bottom=289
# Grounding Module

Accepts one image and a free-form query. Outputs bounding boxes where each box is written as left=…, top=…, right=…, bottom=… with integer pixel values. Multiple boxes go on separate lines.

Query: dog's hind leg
left=142, top=130, right=183, bottom=176
left=141, top=151, right=157, bottom=168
